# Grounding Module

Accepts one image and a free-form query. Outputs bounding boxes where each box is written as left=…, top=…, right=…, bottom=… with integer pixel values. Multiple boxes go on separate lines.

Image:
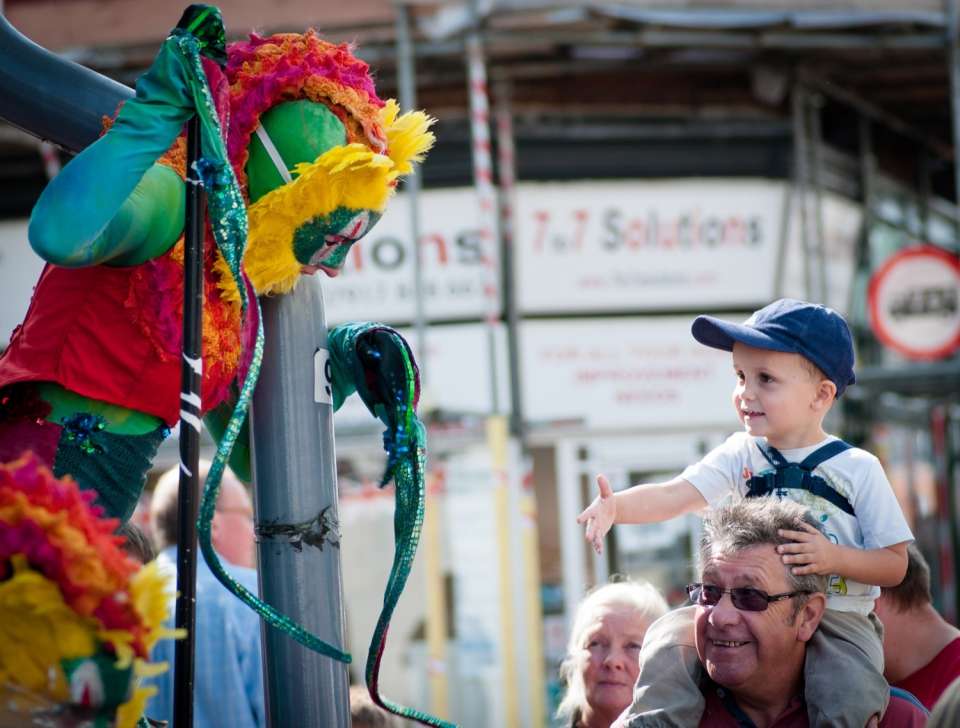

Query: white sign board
left=521, top=317, right=737, bottom=430
left=0, top=220, right=44, bottom=347
left=324, top=188, right=493, bottom=324
left=868, top=244, right=960, bottom=360
left=515, top=179, right=783, bottom=313
left=324, top=179, right=793, bottom=324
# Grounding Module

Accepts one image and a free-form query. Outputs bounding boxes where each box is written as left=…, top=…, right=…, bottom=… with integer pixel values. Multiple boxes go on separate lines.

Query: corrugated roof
left=596, top=6, right=946, bottom=30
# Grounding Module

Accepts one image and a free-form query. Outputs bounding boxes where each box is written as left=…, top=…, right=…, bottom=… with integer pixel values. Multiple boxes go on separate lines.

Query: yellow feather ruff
left=381, top=100, right=436, bottom=175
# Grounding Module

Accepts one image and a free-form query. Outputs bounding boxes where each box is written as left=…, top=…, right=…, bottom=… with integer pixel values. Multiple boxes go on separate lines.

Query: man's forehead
left=701, top=545, right=788, bottom=588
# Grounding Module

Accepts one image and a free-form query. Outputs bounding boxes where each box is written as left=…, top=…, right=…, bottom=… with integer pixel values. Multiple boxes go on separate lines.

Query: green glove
left=175, top=4, right=227, bottom=67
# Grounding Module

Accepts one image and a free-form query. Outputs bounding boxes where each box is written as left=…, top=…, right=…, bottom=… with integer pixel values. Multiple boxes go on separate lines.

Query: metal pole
left=851, top=116, right=875, bottom=328
left=792, top=84, right=814, bottom=299
left=251, top=276, right=350, bottom=728
left=173, top=114, right=204, bottom=728
left=918, top=147, right=932, bottom=237
left=808, top=93, right=829, bottom=304
left=772, top=176, right=793, bottom=299
left=947, top=0, right=960, bottom=228
left=493, top=80, right=525, bottom=441
left=395, top=1, right=428, bottom=374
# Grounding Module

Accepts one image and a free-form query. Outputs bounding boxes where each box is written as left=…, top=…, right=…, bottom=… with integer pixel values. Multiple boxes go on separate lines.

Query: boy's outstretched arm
left=577, top=474, right=708, bottom=554
left=777, top=523, right=909, bottom=586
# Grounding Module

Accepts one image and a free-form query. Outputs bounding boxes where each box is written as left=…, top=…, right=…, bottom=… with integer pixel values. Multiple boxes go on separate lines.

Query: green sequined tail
left=329, top=324, right=457, bottom=728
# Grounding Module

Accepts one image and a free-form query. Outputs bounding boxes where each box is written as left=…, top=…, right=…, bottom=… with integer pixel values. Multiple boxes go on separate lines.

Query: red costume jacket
left=0, top=241, right=255, bottom=426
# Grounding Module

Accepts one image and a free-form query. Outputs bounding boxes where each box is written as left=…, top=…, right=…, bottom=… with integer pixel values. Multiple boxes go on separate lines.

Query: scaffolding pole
left=493, top=80, right=525, bottom=442
left=466, top=1, right=501, bottom=416
left=792, top=84, right=815, bottom=300
left=395, top=1, right=428, bottom=374
left=948, top=0, right=960, bottom=226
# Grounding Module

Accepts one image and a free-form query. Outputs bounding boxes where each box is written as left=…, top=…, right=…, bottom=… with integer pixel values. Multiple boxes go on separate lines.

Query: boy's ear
left=813, top=378, right=837, bottom=409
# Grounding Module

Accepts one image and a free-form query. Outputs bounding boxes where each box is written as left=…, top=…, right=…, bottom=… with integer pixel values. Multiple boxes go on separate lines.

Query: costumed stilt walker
left=0, top=454, right=178, bottom=727
left=0, top=5, right=452, bottom=725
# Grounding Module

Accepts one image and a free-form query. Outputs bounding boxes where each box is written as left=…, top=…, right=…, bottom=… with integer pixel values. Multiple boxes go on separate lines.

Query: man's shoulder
left=879, top=691, right=929, bottom=727
left=896, top=635, right=960, bottom=710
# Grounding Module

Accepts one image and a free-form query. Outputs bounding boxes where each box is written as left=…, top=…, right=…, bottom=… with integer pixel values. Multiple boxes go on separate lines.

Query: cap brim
left=691, top=315, right=799, bottom=354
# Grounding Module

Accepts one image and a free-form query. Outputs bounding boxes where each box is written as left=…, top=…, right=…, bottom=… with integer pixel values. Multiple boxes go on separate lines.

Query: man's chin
left=704, top=653, right=755, bottom=690
left=300, top=264, right=340, bottom=278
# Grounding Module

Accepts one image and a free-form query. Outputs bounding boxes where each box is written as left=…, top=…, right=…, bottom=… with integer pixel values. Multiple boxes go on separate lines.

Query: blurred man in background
left=875, top=543, right=960, bottom=711
left=144, top=461, right=264, bottom=728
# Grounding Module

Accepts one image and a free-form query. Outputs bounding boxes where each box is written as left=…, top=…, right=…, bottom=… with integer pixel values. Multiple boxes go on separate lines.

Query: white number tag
left=314, top=348, right=333, bottom=405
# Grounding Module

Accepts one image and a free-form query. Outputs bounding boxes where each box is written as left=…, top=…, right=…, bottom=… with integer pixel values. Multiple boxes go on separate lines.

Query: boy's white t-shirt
left=681, top=431, right=913, bottom=615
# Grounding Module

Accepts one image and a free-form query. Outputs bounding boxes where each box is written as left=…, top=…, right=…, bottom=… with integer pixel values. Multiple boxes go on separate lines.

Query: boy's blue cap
left=691, top=298, right=856, bottom=397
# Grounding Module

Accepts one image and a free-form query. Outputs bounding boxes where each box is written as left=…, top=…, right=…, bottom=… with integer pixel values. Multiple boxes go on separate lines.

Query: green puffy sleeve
left=27, top=36, right=196, bottom=267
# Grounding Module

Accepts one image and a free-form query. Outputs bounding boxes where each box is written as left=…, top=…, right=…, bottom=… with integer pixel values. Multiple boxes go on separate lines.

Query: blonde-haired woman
left=557, top=580, right=669, bottom=728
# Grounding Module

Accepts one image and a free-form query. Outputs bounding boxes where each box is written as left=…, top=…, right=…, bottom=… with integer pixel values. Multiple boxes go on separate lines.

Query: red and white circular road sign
left=867, top=244, right=960, bottom=361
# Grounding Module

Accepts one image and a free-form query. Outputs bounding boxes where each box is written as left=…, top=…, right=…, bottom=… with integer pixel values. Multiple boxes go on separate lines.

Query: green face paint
left=293, top=207, right=382, bottom=271
left=61, top=652, right=134, bottom=712
left=245, top=100, right=348, bottom=203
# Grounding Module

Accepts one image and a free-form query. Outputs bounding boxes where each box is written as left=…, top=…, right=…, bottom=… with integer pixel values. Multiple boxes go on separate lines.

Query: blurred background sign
left=868, top=244, right=960, bottom=361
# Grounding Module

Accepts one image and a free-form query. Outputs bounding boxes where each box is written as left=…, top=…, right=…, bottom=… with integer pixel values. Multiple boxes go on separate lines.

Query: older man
left=623, top=499, right=926, bottom=727
left=144, top=461, right=264, bottom=728
left=875, top=543, right=960, bottom=710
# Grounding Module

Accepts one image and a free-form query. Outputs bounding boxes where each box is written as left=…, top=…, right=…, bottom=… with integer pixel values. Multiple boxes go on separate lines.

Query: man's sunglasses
left=686, top=583, right=810, bottom=612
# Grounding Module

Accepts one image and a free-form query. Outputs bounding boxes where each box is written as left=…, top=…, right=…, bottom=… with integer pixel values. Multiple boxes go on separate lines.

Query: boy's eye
left=735, top=371, right=745, bottom=382
left=760, top=373, right=773, bottom=383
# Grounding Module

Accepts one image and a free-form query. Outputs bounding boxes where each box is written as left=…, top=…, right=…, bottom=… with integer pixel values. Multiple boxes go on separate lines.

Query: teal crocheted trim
left=329, top=323, right=456, bottom=728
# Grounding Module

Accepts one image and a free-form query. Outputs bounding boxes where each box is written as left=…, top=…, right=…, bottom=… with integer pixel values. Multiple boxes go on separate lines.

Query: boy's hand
left=577, top=475, right=617, bottom=555
left=776, top=522, right=839, bottom=575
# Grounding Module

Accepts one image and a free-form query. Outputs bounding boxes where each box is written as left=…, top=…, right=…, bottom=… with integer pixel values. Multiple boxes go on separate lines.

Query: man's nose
left=708, top=593, right=742, bottom=627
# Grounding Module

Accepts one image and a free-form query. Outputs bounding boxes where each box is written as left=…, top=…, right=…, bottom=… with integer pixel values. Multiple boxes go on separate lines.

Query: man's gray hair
left=700, top=498, right=829, bottom=600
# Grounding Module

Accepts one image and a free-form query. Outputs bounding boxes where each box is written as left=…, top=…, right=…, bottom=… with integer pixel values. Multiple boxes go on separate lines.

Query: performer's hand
left=577, top=474, right=617, bottom=555
left=355, top=328, right=416, bottom=431
left=175, top=4, right=227, bottom=66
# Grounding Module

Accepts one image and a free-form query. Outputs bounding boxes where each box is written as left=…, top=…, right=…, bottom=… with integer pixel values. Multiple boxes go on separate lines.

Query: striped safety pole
left=466, top=22, right=501, bottom=414
left=466, top=10, right=522, bottom=727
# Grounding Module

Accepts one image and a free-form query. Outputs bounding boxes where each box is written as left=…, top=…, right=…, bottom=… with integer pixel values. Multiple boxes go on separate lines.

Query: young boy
left=578, top=298, right=912, bottom=728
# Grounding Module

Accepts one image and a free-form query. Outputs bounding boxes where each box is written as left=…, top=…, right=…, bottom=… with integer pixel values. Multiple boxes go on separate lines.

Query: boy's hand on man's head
left=776, top=522, right=839, bottom=576
left=577, top=475, right=617, bottom=555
